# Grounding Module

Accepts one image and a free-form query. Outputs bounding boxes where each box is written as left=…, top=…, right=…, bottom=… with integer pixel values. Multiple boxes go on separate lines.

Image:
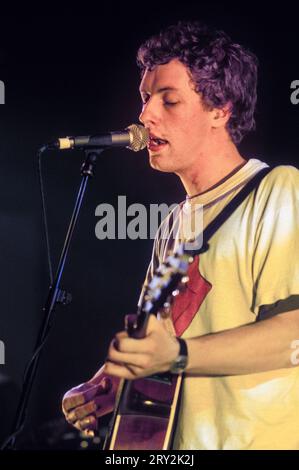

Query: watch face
left=171, top=355, right=188, bottom=374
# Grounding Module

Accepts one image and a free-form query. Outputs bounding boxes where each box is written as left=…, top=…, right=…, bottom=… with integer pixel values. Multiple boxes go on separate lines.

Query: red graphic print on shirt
left=171, top=255, right=212, bottom=336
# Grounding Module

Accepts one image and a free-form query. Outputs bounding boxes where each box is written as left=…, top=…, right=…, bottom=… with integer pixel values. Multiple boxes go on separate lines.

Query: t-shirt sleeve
left=251, top=166, right=299, bottom=315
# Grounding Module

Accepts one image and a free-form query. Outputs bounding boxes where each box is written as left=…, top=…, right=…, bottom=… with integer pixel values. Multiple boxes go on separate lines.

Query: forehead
left=139, top=59, right=194, bottom=93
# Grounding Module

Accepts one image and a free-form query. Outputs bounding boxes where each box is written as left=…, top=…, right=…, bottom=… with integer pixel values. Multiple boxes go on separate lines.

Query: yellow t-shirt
left=144, top=158, right=299, bottom=450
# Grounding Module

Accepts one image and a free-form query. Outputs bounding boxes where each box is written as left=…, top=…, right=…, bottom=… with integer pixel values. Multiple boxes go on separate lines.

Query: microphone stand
left=1, top=149, right=103, bottom=449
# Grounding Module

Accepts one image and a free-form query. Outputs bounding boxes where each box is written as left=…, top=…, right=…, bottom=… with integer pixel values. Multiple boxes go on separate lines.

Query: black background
left=0, top=3, right=298, bottom=448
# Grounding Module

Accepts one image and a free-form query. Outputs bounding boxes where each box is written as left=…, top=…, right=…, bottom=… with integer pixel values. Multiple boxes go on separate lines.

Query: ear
left=211, top=102, right=232, bottom=129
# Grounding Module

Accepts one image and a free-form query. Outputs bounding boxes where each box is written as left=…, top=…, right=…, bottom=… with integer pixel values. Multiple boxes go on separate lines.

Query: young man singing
left=62, top=21, right=299, bottom=450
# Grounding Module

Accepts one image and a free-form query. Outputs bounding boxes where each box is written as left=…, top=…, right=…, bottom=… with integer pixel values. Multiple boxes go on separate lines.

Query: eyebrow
left=139, top=86, right=179, bottom=95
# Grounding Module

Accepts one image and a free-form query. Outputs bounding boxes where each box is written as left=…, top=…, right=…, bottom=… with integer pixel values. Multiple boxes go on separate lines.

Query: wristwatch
left=170, top=337, right=188, bottom=374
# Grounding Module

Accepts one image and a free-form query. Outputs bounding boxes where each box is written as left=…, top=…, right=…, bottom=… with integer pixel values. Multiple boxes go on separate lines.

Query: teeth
left=152, top=137, right=167, bottom=145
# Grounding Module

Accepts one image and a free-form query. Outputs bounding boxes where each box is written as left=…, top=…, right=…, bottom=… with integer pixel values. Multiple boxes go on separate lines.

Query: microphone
left=47, top=124, right=149, bottom=152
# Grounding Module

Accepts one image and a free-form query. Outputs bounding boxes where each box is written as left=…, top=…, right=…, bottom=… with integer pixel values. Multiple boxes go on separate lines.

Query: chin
left=149, top=154, right=173, bottom=173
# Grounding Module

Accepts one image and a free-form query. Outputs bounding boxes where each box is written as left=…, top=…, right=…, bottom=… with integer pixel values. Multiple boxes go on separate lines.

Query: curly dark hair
left=137, top=21, right=258, bottom=144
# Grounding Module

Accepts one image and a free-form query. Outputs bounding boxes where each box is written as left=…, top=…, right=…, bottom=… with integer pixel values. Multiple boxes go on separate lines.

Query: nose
left=139, top=99, right=159, bottom=127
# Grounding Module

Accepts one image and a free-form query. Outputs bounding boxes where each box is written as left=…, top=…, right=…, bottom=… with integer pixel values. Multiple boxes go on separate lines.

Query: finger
left=62, top=383, right=97, bottom=413
left=62, top=392, right=86, bottom=413
left=115, top=331, right=129, bottom=341
left=107, top=345, right=150, bottom=370
left=74, top=415, right=98, bottom=432
left=104, top=360, right=144, bottom=380
left=67, top=400, right=97, bottom=423
left=113, top=331, right=129, bottom=350
left=63, top=379, right=111, bottom=414
left=111, top=335, right=155, bottom=355
left=80, top=415, right=97, bottom=431
left=81, top=429, right=95, bottom=438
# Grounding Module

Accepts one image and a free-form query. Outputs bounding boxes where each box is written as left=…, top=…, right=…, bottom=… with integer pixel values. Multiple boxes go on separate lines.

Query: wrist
left=169, top=337, right=189, bottom=374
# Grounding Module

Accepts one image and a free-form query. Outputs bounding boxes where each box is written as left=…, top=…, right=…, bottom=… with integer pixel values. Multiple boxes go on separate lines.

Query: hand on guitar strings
left=104, top=314, right=180, bottom=380
left=62, top=368, right=119, bottom=437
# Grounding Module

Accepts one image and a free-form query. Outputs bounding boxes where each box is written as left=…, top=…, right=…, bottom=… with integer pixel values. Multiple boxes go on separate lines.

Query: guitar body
left=103, top=247, right=191, bottom=450
left=106, top=373, right=182, bottom=450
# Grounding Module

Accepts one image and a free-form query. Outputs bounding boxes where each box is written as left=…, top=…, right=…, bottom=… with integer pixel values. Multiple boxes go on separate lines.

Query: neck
left=177, top=139, right=246, bottom=196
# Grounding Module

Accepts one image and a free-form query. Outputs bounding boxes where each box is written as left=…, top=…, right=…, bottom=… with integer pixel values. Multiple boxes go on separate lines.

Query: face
left=139, top=59, right=215, bottom=175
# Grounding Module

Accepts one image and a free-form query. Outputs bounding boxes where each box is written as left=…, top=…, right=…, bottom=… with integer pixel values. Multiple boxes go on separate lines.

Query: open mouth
left=148, top=134, right=169, bottom=150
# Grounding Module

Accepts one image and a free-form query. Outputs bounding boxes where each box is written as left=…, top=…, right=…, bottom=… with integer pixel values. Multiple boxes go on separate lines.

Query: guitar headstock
left=127, top=245, right=193, bottom=338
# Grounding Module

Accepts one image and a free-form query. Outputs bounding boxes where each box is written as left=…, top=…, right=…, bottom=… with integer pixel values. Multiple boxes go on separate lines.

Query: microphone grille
left=126, top=124, right=149, bottom=152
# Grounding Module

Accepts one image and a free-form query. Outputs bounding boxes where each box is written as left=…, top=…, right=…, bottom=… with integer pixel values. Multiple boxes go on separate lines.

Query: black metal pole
left=1, top=149, right=103, bottom=449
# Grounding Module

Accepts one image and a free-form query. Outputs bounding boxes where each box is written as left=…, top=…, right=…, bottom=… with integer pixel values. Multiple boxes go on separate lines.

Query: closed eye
left=164, top=101, right=178, bottom=107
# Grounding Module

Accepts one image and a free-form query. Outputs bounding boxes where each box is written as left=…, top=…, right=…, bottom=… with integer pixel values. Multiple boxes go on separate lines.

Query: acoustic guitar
left=103, top=245, right=192, bottom=450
